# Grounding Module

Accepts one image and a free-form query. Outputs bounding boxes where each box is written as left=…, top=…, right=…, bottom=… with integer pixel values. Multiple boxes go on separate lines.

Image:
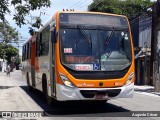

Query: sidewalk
left=0, top=70, right=42, bottom=111
left=134, top=85, right=160, bottom=97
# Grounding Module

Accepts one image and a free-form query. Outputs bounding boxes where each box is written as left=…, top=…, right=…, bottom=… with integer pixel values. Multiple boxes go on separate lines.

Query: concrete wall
left=0, top=59, right=7, bottom=72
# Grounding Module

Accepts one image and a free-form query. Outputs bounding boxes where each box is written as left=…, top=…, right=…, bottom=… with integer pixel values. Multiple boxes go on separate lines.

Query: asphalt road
left=0, top=70, right=160, bottom=120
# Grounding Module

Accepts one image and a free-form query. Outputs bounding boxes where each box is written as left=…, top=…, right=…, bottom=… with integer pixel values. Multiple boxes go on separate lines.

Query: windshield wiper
left=105, top=28, right=115, bottom=48
left=77, top=25, right=92, bottom=46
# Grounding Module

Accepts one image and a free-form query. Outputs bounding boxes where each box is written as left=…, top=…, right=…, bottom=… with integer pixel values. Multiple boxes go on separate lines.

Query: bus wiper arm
left=105, top=28, right=115, bottom=48
left=77, top=25, right=92, bottom=45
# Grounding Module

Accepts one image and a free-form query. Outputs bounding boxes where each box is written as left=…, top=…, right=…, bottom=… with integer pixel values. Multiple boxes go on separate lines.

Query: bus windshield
left=60, top=27, right=132, bottom=71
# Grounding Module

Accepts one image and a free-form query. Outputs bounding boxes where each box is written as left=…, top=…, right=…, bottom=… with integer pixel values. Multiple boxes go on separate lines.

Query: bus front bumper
left=56, top=83, right=134, bottom=101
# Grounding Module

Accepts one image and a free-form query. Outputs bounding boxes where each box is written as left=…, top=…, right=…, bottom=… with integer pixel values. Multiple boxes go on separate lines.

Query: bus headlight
left=59, top=73, right=74, bottom=88
left=125, top=72, right=134, bottom=85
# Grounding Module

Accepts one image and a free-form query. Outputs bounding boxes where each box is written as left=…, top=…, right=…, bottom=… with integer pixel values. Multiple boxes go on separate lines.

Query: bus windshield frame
left=59, top=13, right=132, bottom=72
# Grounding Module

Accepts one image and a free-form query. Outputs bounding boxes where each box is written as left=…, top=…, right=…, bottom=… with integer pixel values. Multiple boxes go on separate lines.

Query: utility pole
left=152, top=1, right=160, bottom=92
left=151, top=3, right=156, bottom=86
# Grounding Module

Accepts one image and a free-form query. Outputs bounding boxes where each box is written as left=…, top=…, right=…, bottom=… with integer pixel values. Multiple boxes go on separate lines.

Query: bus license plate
left=95, top=94, right=108, bottom=99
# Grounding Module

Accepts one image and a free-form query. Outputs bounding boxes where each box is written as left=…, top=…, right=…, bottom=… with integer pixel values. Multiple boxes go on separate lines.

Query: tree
left=0, top=44, right=2, bottom=58
left=0, top=21, right=19, bottom=63
left=0, top=44, right=18, bottom=63
left=0, top=21, right=19, bottom=44
left=0, top=0, right=51, bottom=28
left=15, top=57, right=21, bottom=65
left=88, top=0, right=154, bottom=19
left=0, top=20, right=19, bottom=63
left=14, top=56, right=21, bottom=70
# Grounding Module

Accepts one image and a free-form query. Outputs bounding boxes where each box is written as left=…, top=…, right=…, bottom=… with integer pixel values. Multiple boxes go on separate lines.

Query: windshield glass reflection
left=60, top=28, right=131, bottom=71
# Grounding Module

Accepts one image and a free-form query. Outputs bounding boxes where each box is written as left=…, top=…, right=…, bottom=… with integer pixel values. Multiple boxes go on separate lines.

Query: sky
left=6, top=0, right=93, bottom=55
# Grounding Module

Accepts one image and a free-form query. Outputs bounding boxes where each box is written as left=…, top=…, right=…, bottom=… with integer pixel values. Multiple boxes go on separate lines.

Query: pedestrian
left=6, top=64, right=11, bottom=76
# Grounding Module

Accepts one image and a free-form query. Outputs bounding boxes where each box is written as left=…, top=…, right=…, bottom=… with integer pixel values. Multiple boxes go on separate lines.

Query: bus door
left=50, top=26, right=56, bottom=96
left=31, top=40, right=36, bottom=87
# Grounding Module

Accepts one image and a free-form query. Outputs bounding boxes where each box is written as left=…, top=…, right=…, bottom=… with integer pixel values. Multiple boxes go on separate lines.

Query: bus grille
left=80, top=89, right=121, bottom=98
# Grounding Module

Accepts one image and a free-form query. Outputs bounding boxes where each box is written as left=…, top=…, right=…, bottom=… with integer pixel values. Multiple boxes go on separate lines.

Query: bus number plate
left=95, top=94, right=108, bottom=99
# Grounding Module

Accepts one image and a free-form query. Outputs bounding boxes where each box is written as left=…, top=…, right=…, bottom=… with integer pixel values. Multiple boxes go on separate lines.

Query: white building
left=0, top=59, right=7, bottom=72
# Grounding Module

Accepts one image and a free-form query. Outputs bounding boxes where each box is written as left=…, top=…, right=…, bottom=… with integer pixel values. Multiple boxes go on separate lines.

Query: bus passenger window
left=41, top=26, right=50, bottom=56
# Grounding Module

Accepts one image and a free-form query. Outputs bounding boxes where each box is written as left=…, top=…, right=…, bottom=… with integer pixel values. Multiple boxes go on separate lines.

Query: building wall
left=0, top=59, right=7, bottom=72
left=139, top=16, right=152, bottom=48
left=130, top=14, right=152, bottom=85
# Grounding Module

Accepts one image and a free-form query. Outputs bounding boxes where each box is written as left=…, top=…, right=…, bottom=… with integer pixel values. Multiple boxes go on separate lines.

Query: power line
left=69, top=0, right=82, bottom=9
left=74, top=1, right=92, bottom=9
left=71, top=0, right=87, bottom=9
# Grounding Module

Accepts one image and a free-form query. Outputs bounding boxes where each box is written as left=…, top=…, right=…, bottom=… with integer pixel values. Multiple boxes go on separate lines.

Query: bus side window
left=41, top=25, right=50, bottom=56
left=24, top=44, right=27, bottom=60
left=24, top=45, right=26, bottom=60
left=27, top=42, right=30, bottom=59
left=36, top=34, right=40, bottom=57
left=41, top=43, right=44, bottom=55
left=29, top=42, right=31, bottom=59
left=26, top=44, right=28, bottom=59
left=22, top=46, right=24, bottom=61
left=40, top=33, right=42, bottom=56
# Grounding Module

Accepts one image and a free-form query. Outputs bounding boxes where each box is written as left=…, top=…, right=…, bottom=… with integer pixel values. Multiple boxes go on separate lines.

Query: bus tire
left=51, top=98, right=59, bottom=106
left=26, top=73, right=32, bottom=91
left=42, top=76, right=52, bottom=105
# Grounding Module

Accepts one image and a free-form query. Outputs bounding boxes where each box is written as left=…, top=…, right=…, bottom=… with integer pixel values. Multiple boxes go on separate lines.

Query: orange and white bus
left=22, top=11, right=135, bottom=104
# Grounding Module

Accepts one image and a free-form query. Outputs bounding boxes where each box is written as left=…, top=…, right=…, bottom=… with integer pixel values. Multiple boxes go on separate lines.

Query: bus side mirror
left=51, top=28, right=57, bottom=43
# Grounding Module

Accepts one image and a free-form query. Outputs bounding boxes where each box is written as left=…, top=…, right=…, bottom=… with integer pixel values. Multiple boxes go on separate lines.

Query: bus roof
left=55, top=11, right=127, bottom=19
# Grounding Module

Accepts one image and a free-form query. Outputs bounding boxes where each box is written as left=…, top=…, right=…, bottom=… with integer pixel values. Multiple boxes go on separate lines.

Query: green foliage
left=0, top=44, right=2, bottom=59
left=0, top=44, right=18, bottom=63
left=31, top=17, right=42, bottom=28
left=0, top=0, right=10, bottom=21
left=15, top=57, right=21, bottom=65
left=0, top=0, right=51, bottom=28
left=88, top=0, right=154, bottom=19
left=0, top=22, right=19, bottom=44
